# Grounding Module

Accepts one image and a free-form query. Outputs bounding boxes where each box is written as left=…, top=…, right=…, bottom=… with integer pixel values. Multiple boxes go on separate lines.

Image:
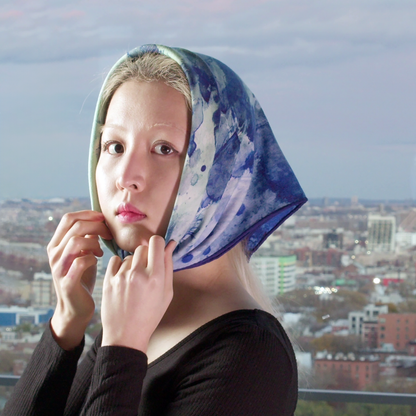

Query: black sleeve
left=2, top=325, right=84, bottom=416
left=80, top=346, right=147, bottom=416
left=64, top=331, right=147, bottom=416
left=3, top=326, right=148, bottom=416
left=163, top=325, right=297, bottom=416
left=64, top=330, right=102, bottom=415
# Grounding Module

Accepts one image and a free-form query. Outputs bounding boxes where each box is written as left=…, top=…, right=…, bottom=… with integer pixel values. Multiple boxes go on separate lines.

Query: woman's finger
left=54, top=236, right=103, bottom=277
left=164, top=240, right=177, bottom=282
left=85, top=234, right=100, bottom=240
left=50, top=220, right=110, bottom=273
left=64, top=254, right=98, bottom=293
left=106, top=255, right=123, bottom=278
left=147, top=235, right=166, bottom=276
left=131, top=245, right=149, bottom=272
left=56, top=221, right=112, bottom=254
left=48, top=211, right=105, bottom=251
left=165, top=240, right=177, bottom=257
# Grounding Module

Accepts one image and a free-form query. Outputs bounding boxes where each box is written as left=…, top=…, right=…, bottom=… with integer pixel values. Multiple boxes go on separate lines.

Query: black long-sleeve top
left=3, top=309, right=297, bottom=415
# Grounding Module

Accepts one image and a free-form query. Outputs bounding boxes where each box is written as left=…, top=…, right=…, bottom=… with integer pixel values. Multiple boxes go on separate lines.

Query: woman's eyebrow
left=99, top=123, right=127, bottom=134
left=151, top=122, right=187, bottom=134
left=100, top=123, right=186, bottom=134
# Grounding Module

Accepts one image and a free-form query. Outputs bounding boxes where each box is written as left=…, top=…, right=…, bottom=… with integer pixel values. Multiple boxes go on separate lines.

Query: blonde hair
left=101, top=52, right=275, bottom=315
left=101, top=53, right=191, bottom=112
left=227, top=243, right=278, bottom=316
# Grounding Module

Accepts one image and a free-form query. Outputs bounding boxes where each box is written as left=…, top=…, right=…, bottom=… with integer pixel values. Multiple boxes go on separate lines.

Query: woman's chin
left=111, top=226, right=168, bottom=253
left=113, top=232, right=154, bottom=253
left=116, top=239, right=148, bottom=253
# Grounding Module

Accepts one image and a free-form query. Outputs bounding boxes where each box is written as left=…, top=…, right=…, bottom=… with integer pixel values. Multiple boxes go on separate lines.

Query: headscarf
left=89, top=44, right=307, bottom=271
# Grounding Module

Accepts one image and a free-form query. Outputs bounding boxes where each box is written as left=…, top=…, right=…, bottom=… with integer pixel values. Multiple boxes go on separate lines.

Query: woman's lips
left=116, top=203, right=146, bottom=224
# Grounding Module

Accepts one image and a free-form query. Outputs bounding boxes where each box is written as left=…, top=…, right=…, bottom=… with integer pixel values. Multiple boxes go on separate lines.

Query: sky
left=0, top=0, right=415, bottom=201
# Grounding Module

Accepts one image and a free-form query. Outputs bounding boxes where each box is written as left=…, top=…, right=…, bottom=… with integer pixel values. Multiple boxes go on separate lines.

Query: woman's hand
left=48, top=210, right=112, bottom=350
left=101, top=236, right=176, bottom=353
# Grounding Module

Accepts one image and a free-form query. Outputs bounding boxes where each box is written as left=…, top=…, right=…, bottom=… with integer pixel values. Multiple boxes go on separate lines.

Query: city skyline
left=0, top=1, right=415, bottom=201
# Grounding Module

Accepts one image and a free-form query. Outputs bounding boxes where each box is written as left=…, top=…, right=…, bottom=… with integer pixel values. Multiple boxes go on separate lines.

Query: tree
left=334, top=289, right=367, bottom=311
left=15, top=323, right=32, bottom=333
left=277, top=289, right=320, bottom=311
left=0, top=351, right=15, bottom=374
left=343, top=403, right=411, bottom=416
left=398, top=299, right=416, bottom=313
left=295, top=400, right=335, bottom=416
left=310, top=334, right=363, bottom=354
left=295, top=401, right=412, bottom=416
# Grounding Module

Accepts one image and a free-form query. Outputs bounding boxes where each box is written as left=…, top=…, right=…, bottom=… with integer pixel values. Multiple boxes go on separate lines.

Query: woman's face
left=96, top=80, right=190, bottom=252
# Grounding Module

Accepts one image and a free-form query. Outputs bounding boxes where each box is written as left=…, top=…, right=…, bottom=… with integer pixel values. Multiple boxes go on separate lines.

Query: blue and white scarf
left=89, top=44, right=307, bottom=271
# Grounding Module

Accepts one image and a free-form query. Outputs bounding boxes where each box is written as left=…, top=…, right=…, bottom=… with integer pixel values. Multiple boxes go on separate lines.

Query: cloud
left=1, top=0, right=415, bottom=68
left=0, top=10, right=24, bottom=20
left=62, top=10, right=86, bottom=19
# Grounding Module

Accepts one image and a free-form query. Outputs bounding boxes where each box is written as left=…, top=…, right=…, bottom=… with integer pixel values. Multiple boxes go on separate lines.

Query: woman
left=4, top=45, right=307, bottom=415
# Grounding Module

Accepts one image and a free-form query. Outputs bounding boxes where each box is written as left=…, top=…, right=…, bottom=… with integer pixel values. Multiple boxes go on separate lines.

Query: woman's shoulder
left=195, top=309, right=296, bottom=361
left=144, top=309, right=298, bottom=416
left=149, top=309, right=296, bottom=369
left=196, top=309, right=290, bottom=342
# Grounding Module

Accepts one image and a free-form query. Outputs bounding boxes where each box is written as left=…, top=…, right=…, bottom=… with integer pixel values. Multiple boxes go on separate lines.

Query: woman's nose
left=115, top=152, right=146, bottom=192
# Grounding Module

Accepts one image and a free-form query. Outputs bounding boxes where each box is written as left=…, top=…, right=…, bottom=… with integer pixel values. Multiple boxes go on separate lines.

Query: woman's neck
left=146, top=254, right=259, bottom=363
left=160, top=254, right=260, bottom=328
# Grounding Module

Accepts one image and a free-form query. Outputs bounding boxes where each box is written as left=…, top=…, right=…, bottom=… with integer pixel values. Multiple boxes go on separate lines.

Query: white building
left=251, top=255, right=296, bottom=296
left=396, top=232, right=416, bottom=249
left=367, top=214, right=396, bottom=252
left=93, top=272, right=105, bottom=310
left=348, top=304, right=388, bottom=335
left=31, top=272, right=56, bottom=307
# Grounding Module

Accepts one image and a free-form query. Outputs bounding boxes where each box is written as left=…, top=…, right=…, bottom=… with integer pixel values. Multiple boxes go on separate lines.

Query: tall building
left=31, top=272, right=56, bottom=307
left=348, top=304, right=388, bottom=338
left=367, top=213, right=396, bottom=252
left=251, top=255, right=296, bottom=296
left=93, top=272, right=105, bottom=310
left=378, top=313, right=416, bottom=350
left=323, top=229, right=343, bottom=249
left=349, top=311, right=365, bottom=336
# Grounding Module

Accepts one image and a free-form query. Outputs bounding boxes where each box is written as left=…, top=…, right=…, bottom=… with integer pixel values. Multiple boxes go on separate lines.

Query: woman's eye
left=154, top=143, right=175, bottom=155
left=104, top=142, right=124, bottom=155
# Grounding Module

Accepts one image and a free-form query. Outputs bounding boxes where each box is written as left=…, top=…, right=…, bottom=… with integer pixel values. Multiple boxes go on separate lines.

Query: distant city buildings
left=2, top=197, right=416, bottom=392
left=367, top=213, right=396, bottom=252
left=0, top=306, right=53, bottom=326
left=251, top=254, right=296, bottom=296
left=347, top=308, right=416, bottom=352
left=348, top=304, right=388, bottom=337
left=31, top=272, right=56, bottom=307
left=323, top=229, right=343, bottom=249
left=378, top=313, right=416, bottom=351
left=92, top=272, right=105, bottom=310
left=314, top=352, right=379, bottom=390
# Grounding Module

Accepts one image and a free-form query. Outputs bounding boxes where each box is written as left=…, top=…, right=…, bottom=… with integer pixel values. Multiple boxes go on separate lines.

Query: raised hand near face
left=101, top=236, right=176, bottom=353
left=47, top=210, right=112, bottom=350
